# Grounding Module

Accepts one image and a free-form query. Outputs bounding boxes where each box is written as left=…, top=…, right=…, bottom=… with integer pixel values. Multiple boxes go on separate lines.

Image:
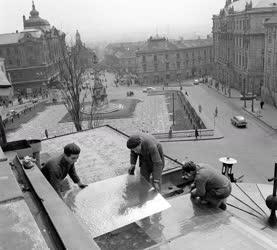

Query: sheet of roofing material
left=64, top=174, right=171, bottom=238
left=0, top=200, right=49, bottom=249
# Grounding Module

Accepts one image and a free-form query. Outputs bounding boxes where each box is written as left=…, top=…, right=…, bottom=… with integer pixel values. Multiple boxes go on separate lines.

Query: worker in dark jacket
left=127, top=133, right=164, bottom=192
left=41, top=143, right=87, bottom=197
left=182, top=161, right=231, bottom=210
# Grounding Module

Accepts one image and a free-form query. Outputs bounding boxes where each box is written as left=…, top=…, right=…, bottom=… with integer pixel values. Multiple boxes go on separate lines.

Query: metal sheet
left=65, top=174, right=171, bottom=237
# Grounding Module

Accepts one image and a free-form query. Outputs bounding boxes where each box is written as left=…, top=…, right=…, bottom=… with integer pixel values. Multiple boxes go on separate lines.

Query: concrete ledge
left=21, top=160, right=100, bottom=250
left=0, top=161, right=23, bottom=203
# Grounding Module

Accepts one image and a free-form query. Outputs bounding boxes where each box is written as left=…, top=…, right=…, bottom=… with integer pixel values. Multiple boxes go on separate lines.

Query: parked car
left=143, top=87, right=155, bottom=93
left=193, top=79, right=199, bottom=85
left=31, top=98, right=38, bottom=103
left=231, top=115, right=247, bottom=128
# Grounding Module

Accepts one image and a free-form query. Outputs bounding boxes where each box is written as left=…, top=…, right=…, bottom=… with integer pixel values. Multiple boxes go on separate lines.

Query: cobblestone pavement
left=7, top=73, right=171, bottom=140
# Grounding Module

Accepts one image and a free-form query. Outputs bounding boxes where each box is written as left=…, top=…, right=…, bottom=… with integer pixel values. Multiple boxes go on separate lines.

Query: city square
left=1, top=0, right=277, bottom=249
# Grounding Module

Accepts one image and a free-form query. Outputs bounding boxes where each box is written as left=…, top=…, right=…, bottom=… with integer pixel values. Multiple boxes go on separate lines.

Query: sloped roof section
left=0, top=29, right=43, bottom=45
left=228, top=0, right=277, bottom=12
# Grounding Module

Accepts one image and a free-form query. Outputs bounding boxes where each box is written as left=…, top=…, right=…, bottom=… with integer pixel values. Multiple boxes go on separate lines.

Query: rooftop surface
left=2, top=125, right=277, bottom=249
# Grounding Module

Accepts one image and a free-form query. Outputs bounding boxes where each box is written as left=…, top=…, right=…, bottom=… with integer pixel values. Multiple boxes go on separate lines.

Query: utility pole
left=243, top=78, right=247, bottom=108
left=172, top=92, right=175, bottom=126
left=251, top=79, right=254, bottom=112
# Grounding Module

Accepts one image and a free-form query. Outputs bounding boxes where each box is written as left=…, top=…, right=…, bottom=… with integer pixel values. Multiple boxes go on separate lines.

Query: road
left=162, top=83, right=277, bottom=184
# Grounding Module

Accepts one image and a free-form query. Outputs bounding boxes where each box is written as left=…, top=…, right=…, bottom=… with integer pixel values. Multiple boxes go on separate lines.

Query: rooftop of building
left=224, top=0, right=277, bottom=14
left=0, top=29, right=43, bottom=46
left=264, top=16, right=277, bottom=24
left=2, top=125, right=277, bottom=249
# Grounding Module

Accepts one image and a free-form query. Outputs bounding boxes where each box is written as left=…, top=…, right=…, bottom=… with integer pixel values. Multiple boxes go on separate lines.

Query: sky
left=1, top=0, right=225, bottom=44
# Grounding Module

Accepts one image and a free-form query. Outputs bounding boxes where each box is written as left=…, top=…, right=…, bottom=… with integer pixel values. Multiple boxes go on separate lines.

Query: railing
left=153, top=128, right=214, bottom=139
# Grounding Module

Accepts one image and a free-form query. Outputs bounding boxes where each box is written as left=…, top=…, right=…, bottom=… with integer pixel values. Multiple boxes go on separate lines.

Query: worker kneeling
left=182, top=161, right=232, bottom=210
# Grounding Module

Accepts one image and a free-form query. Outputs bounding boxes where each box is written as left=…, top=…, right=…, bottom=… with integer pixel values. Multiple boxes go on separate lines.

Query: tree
left=57, top=35, right=99, bottom=132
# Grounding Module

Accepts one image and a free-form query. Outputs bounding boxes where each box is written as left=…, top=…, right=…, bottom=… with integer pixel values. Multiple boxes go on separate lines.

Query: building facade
left=213, top=0, right=277, bottom=98
left=136, top=36, right=213, bottom=85
left=263, top=17, right=277, bottom=106
left=0, top=2, right=65, bottom=96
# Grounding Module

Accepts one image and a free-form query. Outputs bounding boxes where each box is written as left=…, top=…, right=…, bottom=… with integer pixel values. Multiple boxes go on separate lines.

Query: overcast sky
left=1, top=0, right=225, bottom=43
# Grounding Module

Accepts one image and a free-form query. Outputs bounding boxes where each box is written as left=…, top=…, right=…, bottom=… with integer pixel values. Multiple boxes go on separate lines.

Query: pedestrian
left=260, top=100, right=264, bottom=109
left=185, top=91, right=188, bottom=96
left=44, top=129, right=49, bottom=138
left=168, top=126, right=173, bottom=139
left=195, top=127, right=199, bottom=140
left=41, top=143, right=88, bottom=198
left=126, top=133, right=164, bottom=192
left=182, top=161, right=232, bottom=210
left=198, top=104, right=202, bottom=113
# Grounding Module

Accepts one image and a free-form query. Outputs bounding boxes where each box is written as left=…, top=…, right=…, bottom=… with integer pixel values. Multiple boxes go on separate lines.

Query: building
left=0, top=2, right=65, bottom=97
left=263, top=17, right=277, bottom=107
left=213, top=0, right=277, bottom=98
left=136, top=36, right=213, bottom=85
left=75, top=30, right=97, bottom=68
left=104, top=42, right=143, bottom=74
left=0, top=58, right=12, bottom=100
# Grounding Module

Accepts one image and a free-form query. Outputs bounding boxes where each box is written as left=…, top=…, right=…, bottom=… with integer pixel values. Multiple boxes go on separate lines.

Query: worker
left=182, top=161, right=231, bottom=210
left=41, top=143, right=87, bottom=197
left=127, top=133, right=164, bottom=192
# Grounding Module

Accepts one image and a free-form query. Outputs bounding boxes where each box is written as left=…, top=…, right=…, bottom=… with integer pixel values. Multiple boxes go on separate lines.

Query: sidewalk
left=207, top=81, right=277, bottom=130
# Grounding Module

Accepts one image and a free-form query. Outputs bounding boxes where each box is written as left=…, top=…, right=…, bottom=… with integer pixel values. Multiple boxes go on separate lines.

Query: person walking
left=195, top=127, right=199, bottom=140
left=126, top=133, right=164, bottom=192
left=260, top=100, right=264, bottom=109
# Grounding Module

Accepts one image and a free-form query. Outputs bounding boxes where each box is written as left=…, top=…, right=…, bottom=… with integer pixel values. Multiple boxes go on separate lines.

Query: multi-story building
left=0, top=2, right=65, bottom=96
left=213, top=0, right=277, bottom=97
left=136, top=36, right=213, bottom=85
left=263, top=17, right=277, bottom=106
left=0, top=58, right=12, bottom=99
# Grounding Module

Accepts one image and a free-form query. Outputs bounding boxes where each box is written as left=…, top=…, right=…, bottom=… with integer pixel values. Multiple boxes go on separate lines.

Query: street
left=163, top=83, right=277, bottom=184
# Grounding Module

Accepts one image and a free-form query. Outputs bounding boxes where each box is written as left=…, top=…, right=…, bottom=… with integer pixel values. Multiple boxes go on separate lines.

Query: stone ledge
left=21, top=160, right=100, bottom=250
left=0, top=161, right=23, bottom=203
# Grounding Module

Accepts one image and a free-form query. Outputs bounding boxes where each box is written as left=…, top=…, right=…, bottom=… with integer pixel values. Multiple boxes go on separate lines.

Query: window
left=154, top=63, right=158, bottom=71
left=166, top=63, right=169, bottom=70
left=143, top=64, right=146, bottom=72
left=165, top=54, right=168, bottom=60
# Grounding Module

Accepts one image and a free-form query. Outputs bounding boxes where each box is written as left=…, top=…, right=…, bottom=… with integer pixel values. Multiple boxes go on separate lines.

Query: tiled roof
left=175, top=39, right=213, bottom=49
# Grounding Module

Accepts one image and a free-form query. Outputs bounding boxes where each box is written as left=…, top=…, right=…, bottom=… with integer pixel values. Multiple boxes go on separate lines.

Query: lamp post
left=172, top=92, right=175, bottom=126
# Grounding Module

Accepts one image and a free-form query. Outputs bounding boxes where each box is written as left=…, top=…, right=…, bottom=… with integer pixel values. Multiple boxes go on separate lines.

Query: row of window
left=214, top=18, right=249, bottom=31
left=142, top=59, right=212, bottom=72
left=142, top=50, right=212, bottom=62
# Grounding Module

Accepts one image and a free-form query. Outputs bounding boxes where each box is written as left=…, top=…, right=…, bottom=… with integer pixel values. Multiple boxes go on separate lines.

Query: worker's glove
left=128, top=165, right=135, bottom=175
left=78, top=183, right=88, bottom=189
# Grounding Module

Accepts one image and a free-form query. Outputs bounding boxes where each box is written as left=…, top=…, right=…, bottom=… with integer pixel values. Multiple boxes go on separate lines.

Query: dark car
left=231, top=115, right=247, bottom=128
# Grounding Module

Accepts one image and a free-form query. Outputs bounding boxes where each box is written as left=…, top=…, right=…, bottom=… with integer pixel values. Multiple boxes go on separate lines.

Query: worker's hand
left=153, top=182, right=160, bottom=192
left=78, top=183, right=88, bottom=189
left=128, top=165, right=135, bottom=175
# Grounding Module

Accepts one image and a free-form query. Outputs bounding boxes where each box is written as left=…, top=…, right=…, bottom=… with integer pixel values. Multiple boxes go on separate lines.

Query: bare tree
left=57, top=36, right=97, bottom=131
